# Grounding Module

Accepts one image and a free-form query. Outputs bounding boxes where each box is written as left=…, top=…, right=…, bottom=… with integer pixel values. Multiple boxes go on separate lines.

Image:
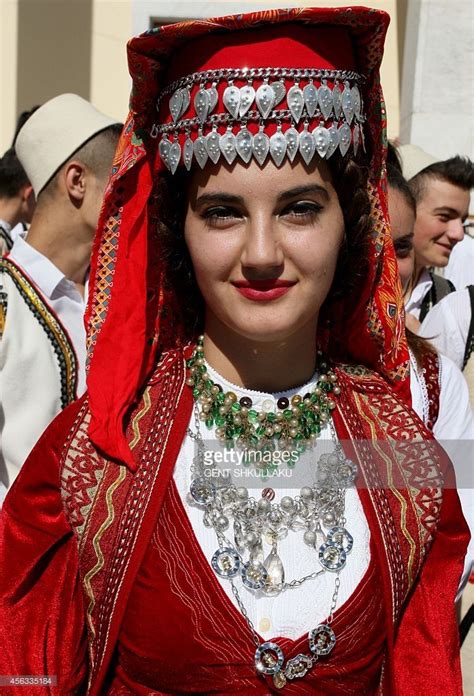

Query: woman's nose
left=240, top=217, right=284, bottom=272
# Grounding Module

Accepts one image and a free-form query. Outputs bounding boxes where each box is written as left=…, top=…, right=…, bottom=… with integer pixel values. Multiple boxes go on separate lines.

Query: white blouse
left=173, top=363, right=371, bottom=640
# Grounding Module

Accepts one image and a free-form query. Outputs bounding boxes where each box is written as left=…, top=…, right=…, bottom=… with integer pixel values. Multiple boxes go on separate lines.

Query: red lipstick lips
left=232, top=279, right=296, bottom=301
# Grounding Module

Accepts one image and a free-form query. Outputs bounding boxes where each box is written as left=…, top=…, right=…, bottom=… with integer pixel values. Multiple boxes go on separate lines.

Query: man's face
left=413, top=177, right=469, bottom=268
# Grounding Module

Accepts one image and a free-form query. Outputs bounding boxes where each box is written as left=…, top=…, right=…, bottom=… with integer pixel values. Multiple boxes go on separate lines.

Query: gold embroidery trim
left=129, top=386, right=152, bottom=450
left=1, top=258, right=77, bottom=404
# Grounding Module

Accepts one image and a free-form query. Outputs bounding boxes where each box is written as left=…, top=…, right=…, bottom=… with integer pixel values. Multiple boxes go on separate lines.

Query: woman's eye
left=202, top=207, right=241, bottom=226
left=282, top=202, right=323, bottom=220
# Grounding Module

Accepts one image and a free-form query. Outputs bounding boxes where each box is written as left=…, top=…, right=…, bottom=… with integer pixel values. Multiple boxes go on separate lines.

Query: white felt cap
left=15, top=93, right=121, bottom=196
left=398, top=144, right=440, bottom=182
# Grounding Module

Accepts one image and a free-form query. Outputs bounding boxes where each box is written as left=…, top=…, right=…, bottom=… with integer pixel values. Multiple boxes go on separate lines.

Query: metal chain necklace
left=186, top=355, right=358, bottom=689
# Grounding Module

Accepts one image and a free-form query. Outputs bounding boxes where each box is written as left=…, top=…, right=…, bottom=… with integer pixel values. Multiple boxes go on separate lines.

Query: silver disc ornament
left=211, top=547, right=241, bottom=578
left=255, top=642, right=285, bottom=676
left=308, top=624, right=336, bottom=656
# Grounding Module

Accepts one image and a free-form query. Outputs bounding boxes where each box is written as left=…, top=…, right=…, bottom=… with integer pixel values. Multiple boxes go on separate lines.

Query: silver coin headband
left=151, top=67, right=367, bottom=174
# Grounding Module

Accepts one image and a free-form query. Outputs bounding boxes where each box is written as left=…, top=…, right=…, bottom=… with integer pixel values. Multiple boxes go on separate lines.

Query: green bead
left=249, top=435, right=259, bottom=447
left=225, top=427, right=235, bottom=438
left=303, top=427, right=311, bottom=439
left=231, top=402, right=241, bottom=412
left=199, top=364, right=207, bottom=373
left=297, top=402, right=305, bottom=411
left=248, top=410, right=258, bottom=422
left=256, top=426, right=265, bottom=437
left=234, top=426, right=244, bottom=436
left=273, top=431, right=281, bottom=439
left=205, top=418, right=214, bottom=429
left=294, top=432, right=303, bottom=441
left=215, top=416, right=226, bottom=427
left=186, top=359, right=195, bottom=368
left=266, top=412, right=276, bottom=422
left=310, top=393, right=319, bottom=403
left=305, top=411, right=315, bottom=423
left=192, top=388, right=200, bottom=398
left=216, top=392, right=225, bottom=404
left=196, top=351, right=204, bottom=359
left=283, top=409, right=293, bottom=420
left=205, top=380, right=213, bottom=390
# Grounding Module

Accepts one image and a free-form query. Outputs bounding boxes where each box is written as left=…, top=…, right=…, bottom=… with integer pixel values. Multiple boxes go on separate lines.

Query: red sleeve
left=0, top=400, right=88, bottom=695
left=392, top=485, right=470, bottom=695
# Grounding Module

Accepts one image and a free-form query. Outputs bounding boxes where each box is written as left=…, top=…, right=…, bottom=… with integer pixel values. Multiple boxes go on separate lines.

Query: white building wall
left=400, top=0, right=473, bottom=160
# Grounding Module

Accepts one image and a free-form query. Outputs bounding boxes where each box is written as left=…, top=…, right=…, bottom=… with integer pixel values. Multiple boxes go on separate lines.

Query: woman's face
left=387, top=186, right=415, bottom=291
left=184, top=157, right=345, bottom=344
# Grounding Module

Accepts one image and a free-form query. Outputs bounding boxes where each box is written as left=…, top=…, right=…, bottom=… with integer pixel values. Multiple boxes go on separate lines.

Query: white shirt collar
left=405, top=268, right=433, bottom=316
left=8, top=235, right=80, bottom=301
left=0, top=218, right=12, bottom=234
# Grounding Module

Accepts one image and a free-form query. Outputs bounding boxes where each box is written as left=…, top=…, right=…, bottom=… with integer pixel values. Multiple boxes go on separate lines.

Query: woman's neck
left=202, top=320, right=318, bottom=393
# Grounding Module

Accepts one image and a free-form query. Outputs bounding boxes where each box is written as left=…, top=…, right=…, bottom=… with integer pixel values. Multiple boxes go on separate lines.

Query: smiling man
left=400, top=144, right=474, bottom=321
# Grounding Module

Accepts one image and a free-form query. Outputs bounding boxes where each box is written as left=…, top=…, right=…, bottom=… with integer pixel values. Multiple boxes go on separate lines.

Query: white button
left=261, top=398, right=275, bottom=413
left=259, top=617, right=271, bottom=632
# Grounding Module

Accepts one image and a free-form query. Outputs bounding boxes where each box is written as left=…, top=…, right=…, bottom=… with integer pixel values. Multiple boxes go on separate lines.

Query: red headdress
left=85, top=7, right=409, bottom=469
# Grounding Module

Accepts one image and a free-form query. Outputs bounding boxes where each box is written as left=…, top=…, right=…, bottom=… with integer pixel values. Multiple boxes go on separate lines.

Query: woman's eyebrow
left=195, top=192, right=244, bottom=207
left=277, top=184, right=329, bottom=201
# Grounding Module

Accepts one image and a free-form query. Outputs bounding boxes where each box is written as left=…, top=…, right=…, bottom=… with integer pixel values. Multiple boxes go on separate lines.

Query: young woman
left=0, top=7, right=468, bottom=695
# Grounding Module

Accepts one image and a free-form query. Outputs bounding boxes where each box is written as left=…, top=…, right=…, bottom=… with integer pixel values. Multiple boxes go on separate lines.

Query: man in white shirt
left=0, top=94, right=122, bottom=490
left=399, top=144, right=474, bottom=321
left=0, top=148, right=35, bottom=253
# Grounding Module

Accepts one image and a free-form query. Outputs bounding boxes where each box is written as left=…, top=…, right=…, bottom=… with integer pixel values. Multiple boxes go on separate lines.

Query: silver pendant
left=271, top=80, right=286, bottom=106
left=327, top=526, right=354, bottom=553
left=169, top=87, right=189, bottom=123
left=168, top=141, right=181, bottom=175
left=239, top=84, right=255, bottom=117
left=255, top=642, right=284, bottom=676
left=303, top=82, right=318, bottom=118
left=299, top=127, right=316, bottom=165
left=308, top=624, right=336, bottom=656
left=334, top=456, right=358, bottom=486
left=342, top=83, right=354, bottom=124
left=285, top=127, right=300, bottom=162
left=241, top=559, right=267, bottom=590
left=256, top=83, right=276, bottom=119
left=273, top=671, right=287, bottom=689
left=206, top=130, right=221, bottom=164
left=252, top=131, right=270, bottom=165
left=190, top=477, right=215, bottom=504
left=236, top=127, right=253, bottom=163
left=338, top=123, right=352, bottom=156
left=223, top=85, right=241, bottom=119
left=326, top=124, right=340, bottom=159
left=158, top=137, right=171, bottom=170
left=284, top=654, right=313, bottom=680
left=318, top=83, right=333, bottom=121
left=194, top=88, right=210, bottom=124
left=269, top=130, right=287, bottom=166
left=263, top=548, right=285, bottom=596
left=313, top=125, right=330, bottom=158
left=208, top=85, right=218, bottom=113
left=211, top=547, right=240, bottom=578
left=183, top=136, right=194, bottom=171
left=351, top=84, right=362, bottom=120
left=233, top=520, right=246, bottom=552
left=219, top=130, right=237, bottom=164
left=193, top=135, right=208, bottom=169
left=287, top=85, right=305, bottom=123
left=333, top=83, right=342, bottom=119
left=319, top=541, right=347, bottom=571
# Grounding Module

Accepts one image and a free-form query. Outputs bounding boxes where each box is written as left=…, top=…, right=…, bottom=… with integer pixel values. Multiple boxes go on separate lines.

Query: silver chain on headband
left=152, top=67, right=367, bottom=174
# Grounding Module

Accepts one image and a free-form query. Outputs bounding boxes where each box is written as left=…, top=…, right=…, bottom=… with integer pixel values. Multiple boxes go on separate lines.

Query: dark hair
left=11, top=106, right=40, bottom=147
left=387, top=161, right=416, bottom=214
left=156, top=156, right=372, bottom=339
left=0, top=148, right=30, bottom=198
left=410, top=155, right=474, bottom=202
left=39, top=123, right=123, bottom=200
left=386, top=141, right=403, bottom=174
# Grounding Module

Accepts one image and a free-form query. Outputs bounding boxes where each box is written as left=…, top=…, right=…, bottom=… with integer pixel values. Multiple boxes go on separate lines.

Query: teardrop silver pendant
left=239, top=84, right=256, bottom=117
left=269, top=129, right=287, bottom=166
left=169, top=89, right=184, bottom=123
left=263, top=548, right=285, bottom=596
left=287, top=85, right=304, bottom=123
left=223, top=85, right=241, bottom=119
left=318, top=83, right=333, bottom=121
left=183, top=136, right=194, bottom=171
left=299, top=126, right=316, bottom=165
left=207, top=85, right=218, bottom=113
left=220, top=129, right=237, bottom=164
left=326, top=124, right=340, bottom=159
left=313, top=125, right=330, bottom=158
left=206, top=130, right=221, bottom=164
left=285, top=127, right=300, bottom=162
left=351, top=84, right=362, bottom=120
left=253, top=131, right=270, bottom=166
left=236, top=127, right=253, bottom=163
left=271, top=80, right=286, bottom=106
left=256, top=83, right=276, bottom=119
left=168, top=141, right=182, bottom=175
left=194, top=88, right=210, bottom=124
left=333, top=83, right=342, bottom=120
left=193, top=136, right=208, bottom=169
left=338, top=123, right=352, bottom=156
left=342, top=83, right=354, bottom=124
left=158, top=137, right=172, bottom=170
left=303, top=82, right=318, bottom=118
